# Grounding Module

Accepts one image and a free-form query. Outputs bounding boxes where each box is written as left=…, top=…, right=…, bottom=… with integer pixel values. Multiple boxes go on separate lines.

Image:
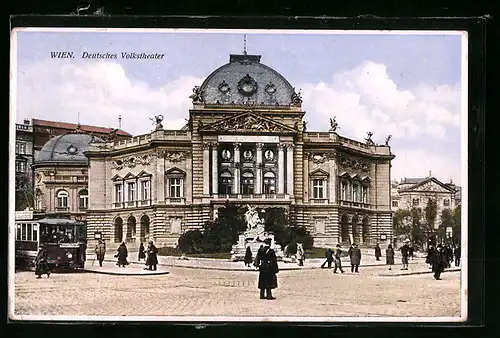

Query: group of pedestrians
left=94, top=239, right=159, bottom=270
left=320, top=243, right=361, bottom=273
left=426, top=243, right=461, bottom=280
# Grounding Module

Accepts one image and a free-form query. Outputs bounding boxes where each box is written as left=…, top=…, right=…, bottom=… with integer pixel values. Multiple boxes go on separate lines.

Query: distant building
left=391, top=174, right=460, bottom=229
left=14, top=118, right=131, bottom=211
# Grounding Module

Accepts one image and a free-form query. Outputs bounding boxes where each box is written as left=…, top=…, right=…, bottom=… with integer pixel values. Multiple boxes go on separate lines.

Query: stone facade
left=85, top=53, right=396, bottom=252
left=391, top=176, right=458, bottom=228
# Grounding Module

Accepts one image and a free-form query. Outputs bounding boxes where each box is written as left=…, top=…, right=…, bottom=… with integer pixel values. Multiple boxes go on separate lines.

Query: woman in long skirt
left=34, top=246, right=50, bottom=278
left=386, top=244, right=395, bottom=270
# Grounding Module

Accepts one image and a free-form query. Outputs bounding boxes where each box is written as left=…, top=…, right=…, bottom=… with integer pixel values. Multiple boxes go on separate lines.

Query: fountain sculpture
left=230, top=205, right=284, bottom=262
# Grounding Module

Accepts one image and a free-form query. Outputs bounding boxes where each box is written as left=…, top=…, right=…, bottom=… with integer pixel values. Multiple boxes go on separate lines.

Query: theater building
left=85, top=52, right=395, bottom=251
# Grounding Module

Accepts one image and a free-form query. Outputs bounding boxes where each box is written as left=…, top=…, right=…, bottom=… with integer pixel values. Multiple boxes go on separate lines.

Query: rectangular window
left=362, top=186, right=368, bottom=203
left=33, top=225, right=38, bottom=243
left=16, top=160, right=27, bottom=173
left=27, top=223, right=32, bottom=241
left=127, top=182, right=136, bottom=201
left=352, top=184, right=359, bottom=202
left=170, top=178, right=181, bottom=198
left=141, top=180, right=150, bottom=200
left=115, top=184, right=123, bottom=202
left=313, top=179, right=324, bottom=199
left=392, top=200, right=398, bottom=207
left=16, top=142, right=27, bottom=154
left=341, top=181, right=347, bottom=200
left=22, top=224, right=26, bottom=240
left=412, top=198, right=420, bottom=206
left=16, top=224, right=21, bottom=240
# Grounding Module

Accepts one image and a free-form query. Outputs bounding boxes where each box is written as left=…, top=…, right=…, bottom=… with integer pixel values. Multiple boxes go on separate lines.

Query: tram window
left=33, top=227, right=38, bottom=242
left=27, top=223, right=32, bottom=241
left=16, top=224, right=21, bottom=240
left=21, top=224, right=26, bottom=240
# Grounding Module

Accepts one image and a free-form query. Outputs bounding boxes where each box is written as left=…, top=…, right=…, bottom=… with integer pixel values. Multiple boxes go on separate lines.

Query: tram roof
left=35, top=217, right=86, bottom=226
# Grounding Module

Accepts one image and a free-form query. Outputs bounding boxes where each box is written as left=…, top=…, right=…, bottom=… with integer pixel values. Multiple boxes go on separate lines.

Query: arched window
left=263, top=171, right=276, bottom=194
left=78, top=189, right=89, bottom=209
left=241, top=171, right=254, bottom=195
left=114, top=217, right=123, bottom=243
left=56, top=190, right=68, bottom=208
left=127, top=216, right=136, bottom=242
left=219, top=171, right=233, bottom=195
left=140, top=215, right=150, bottom=243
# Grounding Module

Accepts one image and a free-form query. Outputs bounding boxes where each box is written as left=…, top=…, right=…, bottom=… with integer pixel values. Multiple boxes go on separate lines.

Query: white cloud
left=16, top=59, right=203, bottom=135
left=300, top=60, right=462, bottom=183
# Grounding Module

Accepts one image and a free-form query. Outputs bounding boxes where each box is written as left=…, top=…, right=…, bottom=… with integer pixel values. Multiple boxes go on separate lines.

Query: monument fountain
left=230, top=205, right=284, bottom=262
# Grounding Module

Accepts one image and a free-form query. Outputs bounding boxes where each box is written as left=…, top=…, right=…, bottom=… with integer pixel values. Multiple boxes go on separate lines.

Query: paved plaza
left=13, top=261, right=462, bottom=319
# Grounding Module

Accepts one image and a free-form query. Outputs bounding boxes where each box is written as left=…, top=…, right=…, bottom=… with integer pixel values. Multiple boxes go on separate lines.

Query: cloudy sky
left=12, top=29, right=465, bottom=184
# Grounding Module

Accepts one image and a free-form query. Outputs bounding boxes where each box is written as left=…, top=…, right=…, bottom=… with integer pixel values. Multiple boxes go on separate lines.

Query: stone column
left=303, top=152, right=309, bottom=203
left=255, top=143, right=263, bottom=194
left=233, top=143, right=241, bottom=194
left=202, top=142, right=210, bottom=196
left=286, top=144, right=294, bottom=195
left=278, top=144, right=285, bottom=194
left=211, top=143, right=218, bottom=195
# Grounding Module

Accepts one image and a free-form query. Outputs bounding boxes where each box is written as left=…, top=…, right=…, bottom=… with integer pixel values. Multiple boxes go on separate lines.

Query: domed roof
left=198, top=54, right=296, bottom=106
left=34, top=130, right=104, bottom=165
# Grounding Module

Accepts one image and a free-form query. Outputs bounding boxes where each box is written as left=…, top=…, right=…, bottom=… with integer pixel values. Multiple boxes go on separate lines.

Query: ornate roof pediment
left=400, top=177, right=456, bottom=193
left=310, top=168, right=330, bottom=177
left=200, top=112, right=297, bottom=134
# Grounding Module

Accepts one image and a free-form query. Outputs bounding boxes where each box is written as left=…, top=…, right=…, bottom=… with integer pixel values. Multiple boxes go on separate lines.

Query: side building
left=84, top=52, right=396, bottom=253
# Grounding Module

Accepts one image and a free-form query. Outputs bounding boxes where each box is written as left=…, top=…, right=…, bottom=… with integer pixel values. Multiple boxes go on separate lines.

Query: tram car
left=15, top=213, right=87, bottom=270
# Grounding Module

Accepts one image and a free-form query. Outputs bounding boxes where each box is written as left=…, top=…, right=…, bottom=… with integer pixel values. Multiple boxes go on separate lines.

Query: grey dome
left=35, top=131, right=104, bottom=165
left=199, top=54, right=295, bottom=106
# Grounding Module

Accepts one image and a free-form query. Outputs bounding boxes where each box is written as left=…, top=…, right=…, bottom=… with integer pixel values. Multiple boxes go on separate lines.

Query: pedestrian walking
left=34, top=245, right=50, bottom=278
left=374, top=243, right=382, bottom=261
left=386, top=244, right=395, bottom=270
left=454, top=245, right=461, bottom=267
left=138, top=242, right=146, bottom=261
left=116, top=242, right=128, bottom=268
left=320, top=246, right=334, bottom=269
left=296, top=242, right=305, bottom=266
left=254, top=238, right=279, bottom=300
left=432, top=244, right=446, bottom=280
left=426, top=245, right=435, bottom=269
left=244, top=246, right=253, bottom=267
left=400, top=239, right=410, bottom=270
left=333, top=244, right=345, bottom=274
left=349, top=243, right=362, bottom=273
left=145, top=241, right=158, bottom=270
left=94, top=239, right=106, bottom=267
left=408, top=245, right=414, bottom=260
left=445, top=245, right=453, bottom=268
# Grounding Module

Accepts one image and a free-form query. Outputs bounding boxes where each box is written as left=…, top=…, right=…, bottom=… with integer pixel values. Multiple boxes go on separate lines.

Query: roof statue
left=150, top=115, right=164, bottom=131
left=189, top=85, right=204, bottom=104
left=365, top=132, right=375, bottom=145
left=385, top=135, right=392, bottom=146
left=291, top=88, right=303, bottom=105
left=329, top=116, right=338, bottom=132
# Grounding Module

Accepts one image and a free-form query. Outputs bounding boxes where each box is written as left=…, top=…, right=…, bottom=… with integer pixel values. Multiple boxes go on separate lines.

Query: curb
left=378, top=268, right=461, bottom=277
left=96, top=258, right=421, bottom=272
left=84, top=268, right=170, bottom=276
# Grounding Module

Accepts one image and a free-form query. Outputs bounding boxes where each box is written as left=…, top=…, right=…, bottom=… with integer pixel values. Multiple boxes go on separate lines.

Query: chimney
left=23, top=118, right=30, bottom=125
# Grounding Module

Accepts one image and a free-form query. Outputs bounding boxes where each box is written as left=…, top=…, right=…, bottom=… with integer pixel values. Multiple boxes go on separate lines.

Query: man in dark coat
left=349, top=243, right=362, bottom=273
left=432, top=244, right=446, bottom=280
left=116, top=242, right=128, bottom=267
left=321, top=246, right=334, bottom=269
left=400, top=240, right=410, bottom=270
left=94, top=239, right=106, bottom=267
left=145, top=241, right=158, bottom=271
left=34, top=245, right=50, bottom=278
left=254, top=238, right=279, bottom=300
left=333, top=244, right=345, bottom=274
left=426, top=245, right=435, bottom=268
left=454, top=245, right=461, bottom=267
left=374, top=243, right=382, bottom=261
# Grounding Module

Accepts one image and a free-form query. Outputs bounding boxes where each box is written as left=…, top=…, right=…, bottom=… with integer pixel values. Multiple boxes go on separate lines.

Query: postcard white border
left=9, top=27, right=469, bottom=323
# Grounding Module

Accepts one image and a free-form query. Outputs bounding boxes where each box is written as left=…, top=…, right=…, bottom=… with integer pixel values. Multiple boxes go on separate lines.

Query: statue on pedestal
left=244, top=205, right=266, bottom=242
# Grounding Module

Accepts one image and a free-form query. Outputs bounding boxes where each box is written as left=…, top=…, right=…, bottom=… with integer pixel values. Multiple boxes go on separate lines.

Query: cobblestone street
left=13, top=264, right=462, bottom=319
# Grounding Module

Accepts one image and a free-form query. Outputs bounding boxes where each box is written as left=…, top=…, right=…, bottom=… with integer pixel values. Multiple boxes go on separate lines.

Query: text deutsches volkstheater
left=50, top=52, right=165, bottom=60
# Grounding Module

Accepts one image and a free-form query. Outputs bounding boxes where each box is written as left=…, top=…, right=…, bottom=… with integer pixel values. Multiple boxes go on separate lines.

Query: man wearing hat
left=432, top=244, right=446, bottom=280
left=145, top=240, right=159, bottom=271
left=254, top=238, right=279, bottom=300
left=400, top=239, right=410, bottom=270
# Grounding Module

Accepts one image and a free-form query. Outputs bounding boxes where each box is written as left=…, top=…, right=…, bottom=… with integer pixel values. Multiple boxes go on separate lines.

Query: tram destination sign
left=59, top=243, right=80, bottom=248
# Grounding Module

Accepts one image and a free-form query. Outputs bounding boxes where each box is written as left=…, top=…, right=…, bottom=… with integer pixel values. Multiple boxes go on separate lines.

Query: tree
left=424, top=198, right=438, bottom=232
left=261, top=207, right=291, bottom=247
left=410, top=207, right=425, bottom=247
left=393, top=209, right=412, bottom=241
left=15, top=171, right=34, bottom=211
left=452, top=205, right=462, bottom=245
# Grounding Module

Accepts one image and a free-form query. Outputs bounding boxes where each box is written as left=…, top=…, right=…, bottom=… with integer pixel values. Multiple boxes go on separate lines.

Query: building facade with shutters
left=84, top=53, right=396, bottom=252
